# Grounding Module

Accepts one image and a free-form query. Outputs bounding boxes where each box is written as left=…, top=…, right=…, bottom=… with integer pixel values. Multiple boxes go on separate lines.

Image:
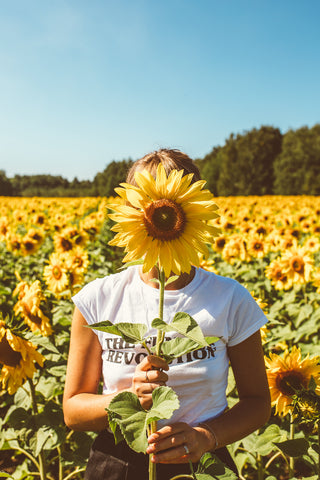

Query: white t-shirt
left=72, top=266, right=267, bottom=426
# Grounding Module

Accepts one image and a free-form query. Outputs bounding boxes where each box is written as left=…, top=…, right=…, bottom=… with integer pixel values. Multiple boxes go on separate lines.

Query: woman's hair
left=126, top=148, right=201, bottom=186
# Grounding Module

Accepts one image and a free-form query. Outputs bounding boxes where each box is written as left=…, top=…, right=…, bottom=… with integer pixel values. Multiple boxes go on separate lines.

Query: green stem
left=170, top=476, right=194, bottom=480
left=57, top=446, right=63, bottom=480
left=155, top=268, right=166, bottom=356
left=289, top=412, right=295, bottom=478
left=149, top=267, right=167, bottom=480
left=257, top=453, right=264, bottom=480
left=11, top=446, right=40, bottom=469
left=317, top=421, right=320, bottom=480
left=62, top=468, right=86, bottom=480
left=28, top=378, right=47, bottom=480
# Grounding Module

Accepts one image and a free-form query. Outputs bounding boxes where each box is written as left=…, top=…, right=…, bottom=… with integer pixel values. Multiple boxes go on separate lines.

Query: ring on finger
left=183, top=444, right=190, bottom=455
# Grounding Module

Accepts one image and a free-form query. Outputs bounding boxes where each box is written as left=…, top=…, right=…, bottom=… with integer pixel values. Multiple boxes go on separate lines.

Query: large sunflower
left=265, top=346, right=320, bottom=417
left=108, top=164, right=220, bottom=276
left=0, top=319, right=45, bottom=395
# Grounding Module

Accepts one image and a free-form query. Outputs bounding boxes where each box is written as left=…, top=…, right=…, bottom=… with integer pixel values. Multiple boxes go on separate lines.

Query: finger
left=147, top=433, right=187, bottom=455
left=136, top=355, right=169, bottom=372
left=150, top=443, right=191, bottom=464
left=148, top=423, right=186, bottom=443
left=143, top=369, right=168, bottom=384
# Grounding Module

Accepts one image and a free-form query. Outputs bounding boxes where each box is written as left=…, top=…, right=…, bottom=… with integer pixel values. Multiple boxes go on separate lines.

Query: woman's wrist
left=196, top=422, right=219, bottom=451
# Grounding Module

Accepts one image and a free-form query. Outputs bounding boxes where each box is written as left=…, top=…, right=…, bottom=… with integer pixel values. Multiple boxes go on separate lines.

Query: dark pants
left=84, top=430, right=238, bottom=480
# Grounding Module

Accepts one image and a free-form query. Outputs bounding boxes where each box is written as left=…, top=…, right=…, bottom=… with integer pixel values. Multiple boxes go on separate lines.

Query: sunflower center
left=290, top=256, right=304, bottom=274
left=143, top=199, right=186, bottom=241
left=277, top=371, right=305, bottom=396
left=61, top=238, right=73, bottom=251
left=53, top=266, right=62, bottom=279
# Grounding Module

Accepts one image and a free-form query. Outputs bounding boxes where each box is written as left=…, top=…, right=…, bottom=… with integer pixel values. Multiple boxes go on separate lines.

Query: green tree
left=196, top=146, right=222, bottom=196
left=217, top=126, right=282, bottom=195
left=93, top=159, right=133, bottom=197
left=0, top=170, right=13, bottom=196
left=273, top=124, right=320, bottom=195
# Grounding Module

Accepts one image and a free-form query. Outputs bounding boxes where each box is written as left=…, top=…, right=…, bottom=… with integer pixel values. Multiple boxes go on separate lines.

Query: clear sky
left=1, top=0, right=319, bottom=181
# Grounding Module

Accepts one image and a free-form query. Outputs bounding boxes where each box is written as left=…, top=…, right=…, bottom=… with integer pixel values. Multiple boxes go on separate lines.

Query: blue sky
left=1, top=1, right=319, bottom=181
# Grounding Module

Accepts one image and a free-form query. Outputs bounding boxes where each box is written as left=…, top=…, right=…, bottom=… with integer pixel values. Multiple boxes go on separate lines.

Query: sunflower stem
left=149, top=267, right=166, bottom=480
left=317, top=421, right=320, bottom=480
left=289, top=412, right=295, bottom=478
left=155, top=268, right=166, bottom=356
left=28, top=378, right=47, bottom=480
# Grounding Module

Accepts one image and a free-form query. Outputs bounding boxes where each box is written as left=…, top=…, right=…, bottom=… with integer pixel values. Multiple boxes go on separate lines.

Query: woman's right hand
left=132, top=355, right=169, bottom=410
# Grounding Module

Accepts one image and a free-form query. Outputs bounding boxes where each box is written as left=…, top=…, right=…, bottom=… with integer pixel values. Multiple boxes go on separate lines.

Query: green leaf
left=196, top=452, right=238, bottom=479
left=152, top=337, right=201, bottom=360
left=30, top=426, right=53, bottom=456
left=274, top=437, right=310, bottom=457
left=0, top=473, right=11, bottom=478
left=118, top=259, right=144, bottom=270
left=254, top=424, right=286, bottom=455
left=87, top=320, right=148, bottom=344
left=152, top=313, right=219, bottom=347
left=107, top=386, right=179, bottom=453
left=165, top=275, right=179, bottom=286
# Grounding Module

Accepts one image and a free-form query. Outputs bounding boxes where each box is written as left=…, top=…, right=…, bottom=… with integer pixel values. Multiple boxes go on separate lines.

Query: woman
left=63, top=149, right=271, bottom=480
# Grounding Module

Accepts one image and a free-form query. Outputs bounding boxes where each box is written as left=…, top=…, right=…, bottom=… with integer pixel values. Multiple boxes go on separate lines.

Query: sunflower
left=13, top=279, right=52, bottom=336
left=281, top=246, right=314, bottom=284
left=221, top=234, right=250, bottom=264
left=64, top=246, right=89, bottom=275
left=265, top=257, right=292, bottom=291
left=0, top=319, right=45, bottom=395
left=43, top=252, right=69, bottom=295
left=108, top=164, right=220, bottom=276
left=247, top=234, right=267, bottom=259
left=265, top=346, right=320, bottom=417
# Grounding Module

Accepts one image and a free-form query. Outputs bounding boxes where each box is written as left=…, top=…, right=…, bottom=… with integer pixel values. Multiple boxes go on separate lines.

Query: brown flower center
left=277, top=371, right=306, bottom=396
left=60, top=238, right=73, bottom=251
left=290, top=256, right=305, bottom=274
left=253, top=242, right=263, bottom=251
left=53, top=266, right=62, bottom=279
left=143, top=199, right=186, bottom=241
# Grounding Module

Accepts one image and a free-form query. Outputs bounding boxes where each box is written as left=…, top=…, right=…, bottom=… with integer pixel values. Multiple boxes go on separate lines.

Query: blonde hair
left=126, top=148, right=201, bottom=186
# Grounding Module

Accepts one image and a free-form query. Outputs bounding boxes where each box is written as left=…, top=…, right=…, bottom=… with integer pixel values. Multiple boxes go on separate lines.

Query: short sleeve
left=227, top=284, right=268, bottom=347
left=72, top=280, right=97, bottom=325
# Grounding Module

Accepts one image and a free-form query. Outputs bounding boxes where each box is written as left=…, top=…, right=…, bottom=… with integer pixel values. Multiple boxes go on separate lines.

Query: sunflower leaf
left=152, top=313, right=218, bottom=347
left=274, top=438, right=310, bottom=457
left=151, top=337, right=216, bottom=360
left=118, top=259, right=144, bottom=270
left=106, top=387, right=179, bottom=453
left=86, top=321, right=148, bottom=344
left=165, top=275, right=179, bottom=286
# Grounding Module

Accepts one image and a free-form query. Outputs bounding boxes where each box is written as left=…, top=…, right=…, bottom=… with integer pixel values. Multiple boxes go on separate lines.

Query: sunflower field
left=0, top=194, right=320, bottom=480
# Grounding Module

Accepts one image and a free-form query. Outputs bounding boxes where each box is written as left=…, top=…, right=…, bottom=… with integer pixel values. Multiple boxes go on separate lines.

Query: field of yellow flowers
left=0, top=195, right=320, bottom=480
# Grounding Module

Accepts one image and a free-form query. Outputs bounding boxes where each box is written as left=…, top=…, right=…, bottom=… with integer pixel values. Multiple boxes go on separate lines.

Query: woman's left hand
left=146, top=422, right=215, bottom=464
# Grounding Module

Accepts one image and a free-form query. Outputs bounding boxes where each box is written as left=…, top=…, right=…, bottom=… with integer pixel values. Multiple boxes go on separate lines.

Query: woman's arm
left=147, top=330, right=271, bottom=464
left=63, top=307, right=169, bottom=431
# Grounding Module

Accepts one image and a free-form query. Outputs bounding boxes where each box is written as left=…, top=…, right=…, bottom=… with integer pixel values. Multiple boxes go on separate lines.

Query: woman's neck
left=139, top=266, right=195, bottom=290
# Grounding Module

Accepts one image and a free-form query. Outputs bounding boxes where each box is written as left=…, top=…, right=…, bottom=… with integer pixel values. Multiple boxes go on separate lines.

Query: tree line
left=1, top=124, right=320, bottom=197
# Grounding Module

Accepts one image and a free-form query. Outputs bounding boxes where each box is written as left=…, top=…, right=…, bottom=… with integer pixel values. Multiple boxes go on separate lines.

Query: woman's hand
left=146, top=422, right=216, bottom=464
left=132, top=355, right=169, bottom=410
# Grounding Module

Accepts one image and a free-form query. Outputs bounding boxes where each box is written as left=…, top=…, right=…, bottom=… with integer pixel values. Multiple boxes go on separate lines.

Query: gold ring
left=183, top=444, right=190, bottom=455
